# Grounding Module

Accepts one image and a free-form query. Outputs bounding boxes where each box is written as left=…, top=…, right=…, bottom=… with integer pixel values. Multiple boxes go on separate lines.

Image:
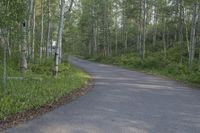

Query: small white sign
left=52, top=41, right=56, bottom=49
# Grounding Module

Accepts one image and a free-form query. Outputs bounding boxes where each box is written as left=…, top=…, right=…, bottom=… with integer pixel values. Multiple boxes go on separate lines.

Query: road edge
left=0, top=69, right=94, bottom=132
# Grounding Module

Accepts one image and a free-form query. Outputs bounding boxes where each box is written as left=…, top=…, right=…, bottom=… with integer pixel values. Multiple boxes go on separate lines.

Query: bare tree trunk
left=163, top=17, right=167, bottom=57
left=32, top=0, right=35, bottom=61
left=125, top=31, right=128, bottom=51
left=46, top=0, right=51, bottom=59
left=142, top=0, right=146, bottom=60
left=93, top=26, right=97, bottom=53
left=54, top=0, right=65, bottom=78
left=89, top=35, right=92, bottom=55
left=115, top=29, right=118, bottom=54
left=178, top=0, right=184, bottom=64
left=7, top=31, right=11, bottom=56
left=189, top=3, right=199, bottom=69
left=20, top=22, right=28, bottom=74
left=136, top=12, right=141, bottom=53
left=1, top=30, right=9, bottom=93
left=96, top=21, right=99, bottom=53
left=138, top=1, right=142, bottom=56
left=39, top=0, right=44, bottom=63
left=153, top=6, right=157, bottom=46
left=162, top=0, right=167, bottom=57
left=3, top=37, right=7, bottom=93
left=59, top=0, right=74, bottom=61
left=28, top=0, right=33, bottom=58
left=122, top=1, right=128, bottom=52
left=199, top=52, right=200, bottom=71
left=185, top=20, right=190, bottom=54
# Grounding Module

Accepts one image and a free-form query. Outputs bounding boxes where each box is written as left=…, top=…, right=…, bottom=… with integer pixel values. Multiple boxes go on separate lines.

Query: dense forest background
left=68, top=0, right=200, bottom=84
left=1, top=0, right=200, bottom=85
left=1, top=0, right=200, bottom=76
left=63, top=0, right=200, bottom=83
left=69, top=0, right=200, bottom=69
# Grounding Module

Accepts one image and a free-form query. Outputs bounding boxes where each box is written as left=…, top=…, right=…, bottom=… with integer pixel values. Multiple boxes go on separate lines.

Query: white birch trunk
left=39, top=0, right=44, bottom=63
left=153, top=7, right=157, bottom=46
left=3, top=43, right=7, bottom=92
left=32, top=0, right=35, bottom=61
left=142, top=0, right=146, bottom=60
left=178, top=0, right=184, bottom=63
left=20, top=22, right=28, bottom=73
left=28, top=0, right=33, bottom=58
left=46, top=0, right=51, bottom=59
left=54, top=0, right=65, bottom=78
left=189, top=3, right=199, bottom=69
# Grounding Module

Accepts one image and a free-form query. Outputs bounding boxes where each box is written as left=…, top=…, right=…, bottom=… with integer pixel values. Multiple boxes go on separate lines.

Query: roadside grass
left=85, top=46, right=200, bottom=85
left=0, top=59, right=89, bottom=120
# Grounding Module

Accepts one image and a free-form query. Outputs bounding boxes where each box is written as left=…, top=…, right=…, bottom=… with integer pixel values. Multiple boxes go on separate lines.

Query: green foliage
left=0, top=0, right=26, bottom=28
left=87, top=45, right=200, bottom=85
left=0, top=61, right=89, bottom=120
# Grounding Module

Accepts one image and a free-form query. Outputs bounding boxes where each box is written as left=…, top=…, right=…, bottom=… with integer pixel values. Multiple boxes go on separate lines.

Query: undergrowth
left=86, top=45, right=200, bottom=85
left=0, top=58, right=89, bottom=120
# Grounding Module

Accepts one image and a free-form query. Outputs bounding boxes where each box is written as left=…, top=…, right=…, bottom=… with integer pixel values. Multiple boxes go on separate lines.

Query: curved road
left=3, top=56, right=200, bottom=133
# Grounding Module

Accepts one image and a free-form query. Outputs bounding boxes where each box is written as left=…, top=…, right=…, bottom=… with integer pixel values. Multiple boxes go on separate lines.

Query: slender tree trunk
left=136, top=13, right=141, bottom=53
left=32, top=0, right=35, bottom=61
left=59, top=0, right=74, bottom=61
left=96, top=21, right=99, bottom=53
left=178, top=0, right=184, bottom=64
left=20, top=22, right=28, bottom=73
left=185, top=20, right=190, bottom=54
left=28, top=0, right=33, bottom=58
left=40, top=0, right=44, bottom=63
left=153, top=6, right=157, bottom=46
left=189, top=3, right=199, bottom=69
left=142, top=0, right=146, bottom=60
left=122, top=1, right=128, bottom=52
left=93, top=25, right=97, bottom=53
left=31, top=0, right=35, bottom=62
left=54, top=0, right=65, bottom=78
left=199, top=51, right=200, bottom=71
left=163, top=17, right=167, bottom=57
left=139, top=1, right=142, bottom=56
left=3, top=31, right=9, bottom=93
left=108, top=24, right=112, bottom=56
left=162, top=0, right=167, bottom=57
left=115, top=29, right=118, bottom=54
left=114, top=16, right=118, bottom=54
left=46, top=0, right=51, bottom=59
left=174, top=0, right=179, bottom=42
left=7, top=30, right=11, bottom=56
left=125, top=31, right=128, bottom=51
left=3, top=39, right=7, bottom=92
left=89, top=34, right=92, bottom=55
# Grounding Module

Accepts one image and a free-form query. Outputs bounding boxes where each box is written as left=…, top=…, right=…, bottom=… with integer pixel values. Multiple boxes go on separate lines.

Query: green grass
left=0, top=59, right=89, bottom=120
left=86, top=46, right=200, bottom=85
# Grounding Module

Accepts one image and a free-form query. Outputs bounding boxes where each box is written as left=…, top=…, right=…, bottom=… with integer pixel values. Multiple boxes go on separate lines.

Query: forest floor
left=2, top=56, right=200, bottom=133
left=0, top=59, right=90, bottom=131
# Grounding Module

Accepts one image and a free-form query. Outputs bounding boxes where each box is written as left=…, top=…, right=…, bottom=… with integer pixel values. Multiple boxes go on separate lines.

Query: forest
left=72, top=0, right=200, bottom=84
left=0, top=0, right=200, bottom=128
